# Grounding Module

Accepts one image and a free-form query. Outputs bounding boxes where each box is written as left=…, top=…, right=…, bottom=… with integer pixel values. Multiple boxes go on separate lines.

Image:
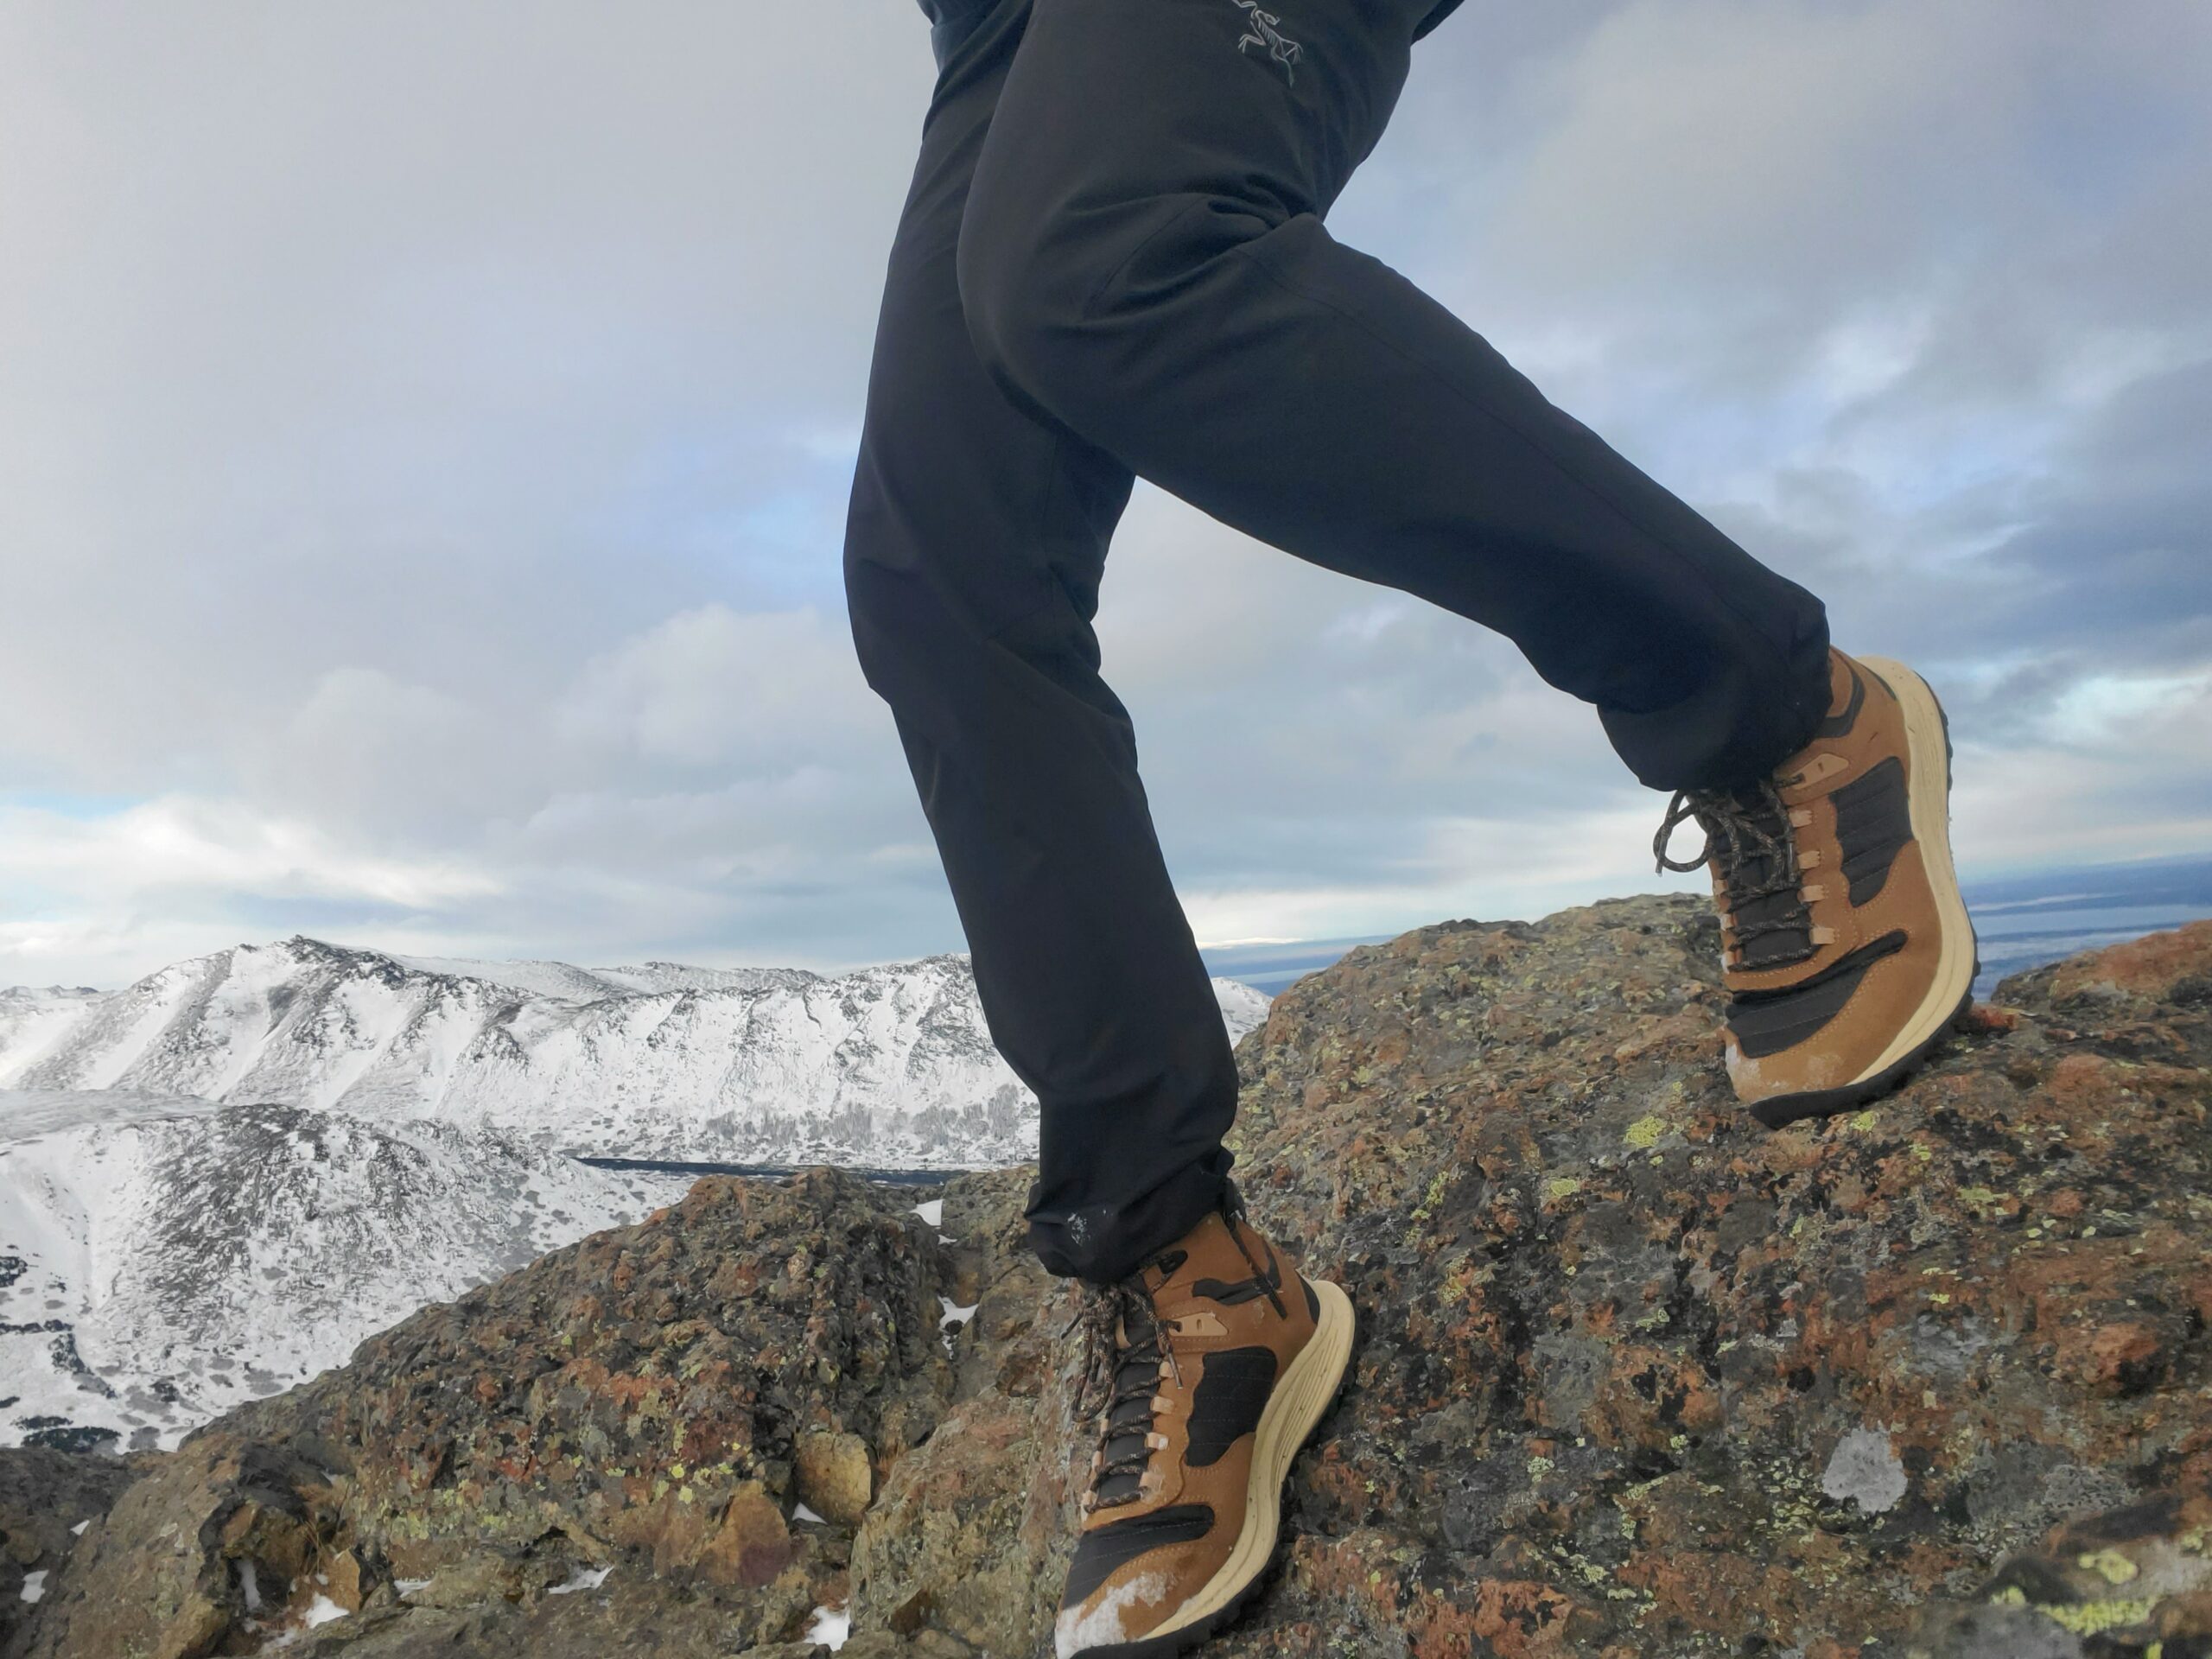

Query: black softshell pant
left=842, top=0, right=1832, bottom=1282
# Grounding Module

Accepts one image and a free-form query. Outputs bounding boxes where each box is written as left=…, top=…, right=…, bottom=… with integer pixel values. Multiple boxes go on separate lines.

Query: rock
left=1910, top=1487, right=2212, bottom=1655
left=34, top=1167, right=945, bottom=1658
left=25, top=1432, right=346, bottom=1659
left=289, top=1568, right=823, bottom=1658
left=852, top=898, right=2212, bottom=1657
left=910, top=1629, right=976, bottom=1658
left=0, top=1446, right=137, bottom=1659
left=851, top=1167, right=1073, bottom=1656
left=30, top=899, right=2212, bottom=1657
left=797, top=1432, right=875, bottom=1529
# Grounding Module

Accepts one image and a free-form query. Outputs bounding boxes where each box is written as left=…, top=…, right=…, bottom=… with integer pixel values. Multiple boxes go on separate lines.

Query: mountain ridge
left=0, top=936, right=1271, bottom=1166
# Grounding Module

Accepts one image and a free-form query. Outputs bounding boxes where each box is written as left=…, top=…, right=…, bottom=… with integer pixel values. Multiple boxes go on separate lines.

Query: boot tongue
left=1095, top=1300, right=1162, bottom=1506
left=1722, top=787, right=1812, bottom=969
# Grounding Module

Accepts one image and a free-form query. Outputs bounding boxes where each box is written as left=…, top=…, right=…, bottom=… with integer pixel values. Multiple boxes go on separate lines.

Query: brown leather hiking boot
left=1053, top=1192, right=1354, bottom=1658
left=1655, top=648, right=1980, bottom=1127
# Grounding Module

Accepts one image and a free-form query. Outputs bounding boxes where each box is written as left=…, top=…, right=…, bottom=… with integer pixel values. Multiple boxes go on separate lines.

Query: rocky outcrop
left=12, top=899, right=2212, bottom=1658
left=23, top=1168, right=953, bottom=1658
left=0, top=1446, right=137, bottom=1659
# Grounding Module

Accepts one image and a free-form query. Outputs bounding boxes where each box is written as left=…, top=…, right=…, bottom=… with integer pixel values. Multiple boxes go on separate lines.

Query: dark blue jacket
left=918, top=0, right=1464, bottom=73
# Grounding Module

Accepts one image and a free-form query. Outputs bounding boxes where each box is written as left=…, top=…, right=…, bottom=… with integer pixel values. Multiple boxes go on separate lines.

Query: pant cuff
left=1026, top=1147, right=1234, bottom=1283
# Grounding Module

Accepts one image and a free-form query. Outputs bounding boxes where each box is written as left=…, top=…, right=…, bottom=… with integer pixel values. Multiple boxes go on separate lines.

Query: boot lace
left=1652, top=772, right=1815, bottom=969
left=1065, top=1274, right=1178, bottom=1512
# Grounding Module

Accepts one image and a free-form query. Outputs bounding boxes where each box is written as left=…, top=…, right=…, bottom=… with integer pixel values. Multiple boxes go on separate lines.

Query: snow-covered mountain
left=0, top=1095, right=693, bottom=1452
left=0, top=987, right=104, bottom=1077
left=0, top=938, right=1274, bottom=1166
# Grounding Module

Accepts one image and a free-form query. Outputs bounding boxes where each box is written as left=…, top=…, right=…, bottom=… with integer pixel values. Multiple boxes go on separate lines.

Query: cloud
left=0, top=2, right=2208, bottom=988
left=556, top=605, right=880, bottom=771
left=1, top=796, right=502, bottom=912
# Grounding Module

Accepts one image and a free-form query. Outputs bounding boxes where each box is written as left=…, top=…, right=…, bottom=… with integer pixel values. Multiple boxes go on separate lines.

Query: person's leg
left=844, top=0, right=1238, bottom=1286
left=954, top=0, right=1834, bottom=796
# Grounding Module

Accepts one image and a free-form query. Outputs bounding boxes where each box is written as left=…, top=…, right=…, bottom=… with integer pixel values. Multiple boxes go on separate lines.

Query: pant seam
left=1225, top=230, right=1811, bottom=710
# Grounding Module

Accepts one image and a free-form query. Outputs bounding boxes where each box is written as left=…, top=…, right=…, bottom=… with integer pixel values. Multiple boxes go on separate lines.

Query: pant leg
left=956, top=0, right=1834, bottom=793
left=844, top=0, right=1239, bottom=1284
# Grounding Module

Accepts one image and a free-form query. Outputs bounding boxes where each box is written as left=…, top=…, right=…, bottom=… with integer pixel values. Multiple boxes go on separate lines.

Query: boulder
left=25, top=1433, right=344, bottom=1659
left=852, top=898, right=2212, bottom=1658
left=30, top=1166, right=945, bottom=1656
left=0, top=1446, right=137, bottom=1659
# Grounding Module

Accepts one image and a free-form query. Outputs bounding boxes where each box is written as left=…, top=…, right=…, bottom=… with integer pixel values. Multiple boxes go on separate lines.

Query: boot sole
left=1748, top=657, right=1980, bottom=1128
left=1073, top=1278, right=1357, bottom=1658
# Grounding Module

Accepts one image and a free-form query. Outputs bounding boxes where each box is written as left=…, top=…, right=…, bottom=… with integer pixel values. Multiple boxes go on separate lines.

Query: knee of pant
left=841, top=537, right=913, bottom=697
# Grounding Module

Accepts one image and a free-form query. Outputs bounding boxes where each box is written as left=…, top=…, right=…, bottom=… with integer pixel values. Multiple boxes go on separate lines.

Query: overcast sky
left=3, top=2, right=2208, bottom=988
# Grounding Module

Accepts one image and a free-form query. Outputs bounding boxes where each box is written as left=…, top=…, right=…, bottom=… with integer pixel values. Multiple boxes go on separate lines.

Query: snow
left=394, top=1578, right=433, bottom=1596
left=805, top=1605, right=851, bottom=1649
left=547, top=1564, right=613, bottom=1596
left=0, top=988, right=108, bottom=1084
left=18, top=1569, right=47, bottom=1604
left=792, top=1502, right=826, bottom=1524
left=302, top=1594, right=348, bottom=1628
left=911, top=1198, right=944, bottom=1228
left=0, top=1098, right=691, bottom=1452
left=939, top=1296, right=978, bottom=1329
left=70, top=1520, right=89, bottom=1536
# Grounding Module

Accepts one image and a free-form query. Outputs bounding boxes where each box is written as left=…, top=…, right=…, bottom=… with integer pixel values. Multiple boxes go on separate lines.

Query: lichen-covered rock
left=854, top=897, right=2212, bottom=1658
left=850, top=1166, right=1075, bottom=1656
left=34, top=1166, right=950, bottom=1656
left=798, top=1431, right=875, bottom=1529
left=0, top=1446, right=137, bottom=1659
left=25, top=1432, right=345, bottom=1659
left=256, top=1166, right=950, bottom=1566
left=1907, top=1488, right=2212, bottom=1657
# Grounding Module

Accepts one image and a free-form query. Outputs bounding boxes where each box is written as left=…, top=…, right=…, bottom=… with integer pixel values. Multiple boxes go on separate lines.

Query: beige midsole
left=1853, top=657, right=1978, bottom=1081
left=1151, top=1278, right=1356, bottom=1637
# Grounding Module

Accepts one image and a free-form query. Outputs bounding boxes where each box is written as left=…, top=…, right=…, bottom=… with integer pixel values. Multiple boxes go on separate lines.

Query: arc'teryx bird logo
left=1232, top=0, right=1302, bottom=86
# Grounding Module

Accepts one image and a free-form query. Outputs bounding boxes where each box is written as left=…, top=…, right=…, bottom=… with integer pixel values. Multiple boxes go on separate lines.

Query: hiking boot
left=1054, top=1189, right=1355, bottom=1657
left=1654, top=648, right=1979, bottom=1127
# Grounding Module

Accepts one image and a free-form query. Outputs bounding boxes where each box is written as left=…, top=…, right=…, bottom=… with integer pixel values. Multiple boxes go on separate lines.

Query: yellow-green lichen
left=2038, top=1597, right=2156, bottom=1637
left=1624, top=1115, right=1669, bottom=1149
left=1545, top=1177, right=1584, bottom=1203
left=2076, top=1548, right=2139, bottom=1586
left=1408, top=1169, right=1452, bottom=1224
